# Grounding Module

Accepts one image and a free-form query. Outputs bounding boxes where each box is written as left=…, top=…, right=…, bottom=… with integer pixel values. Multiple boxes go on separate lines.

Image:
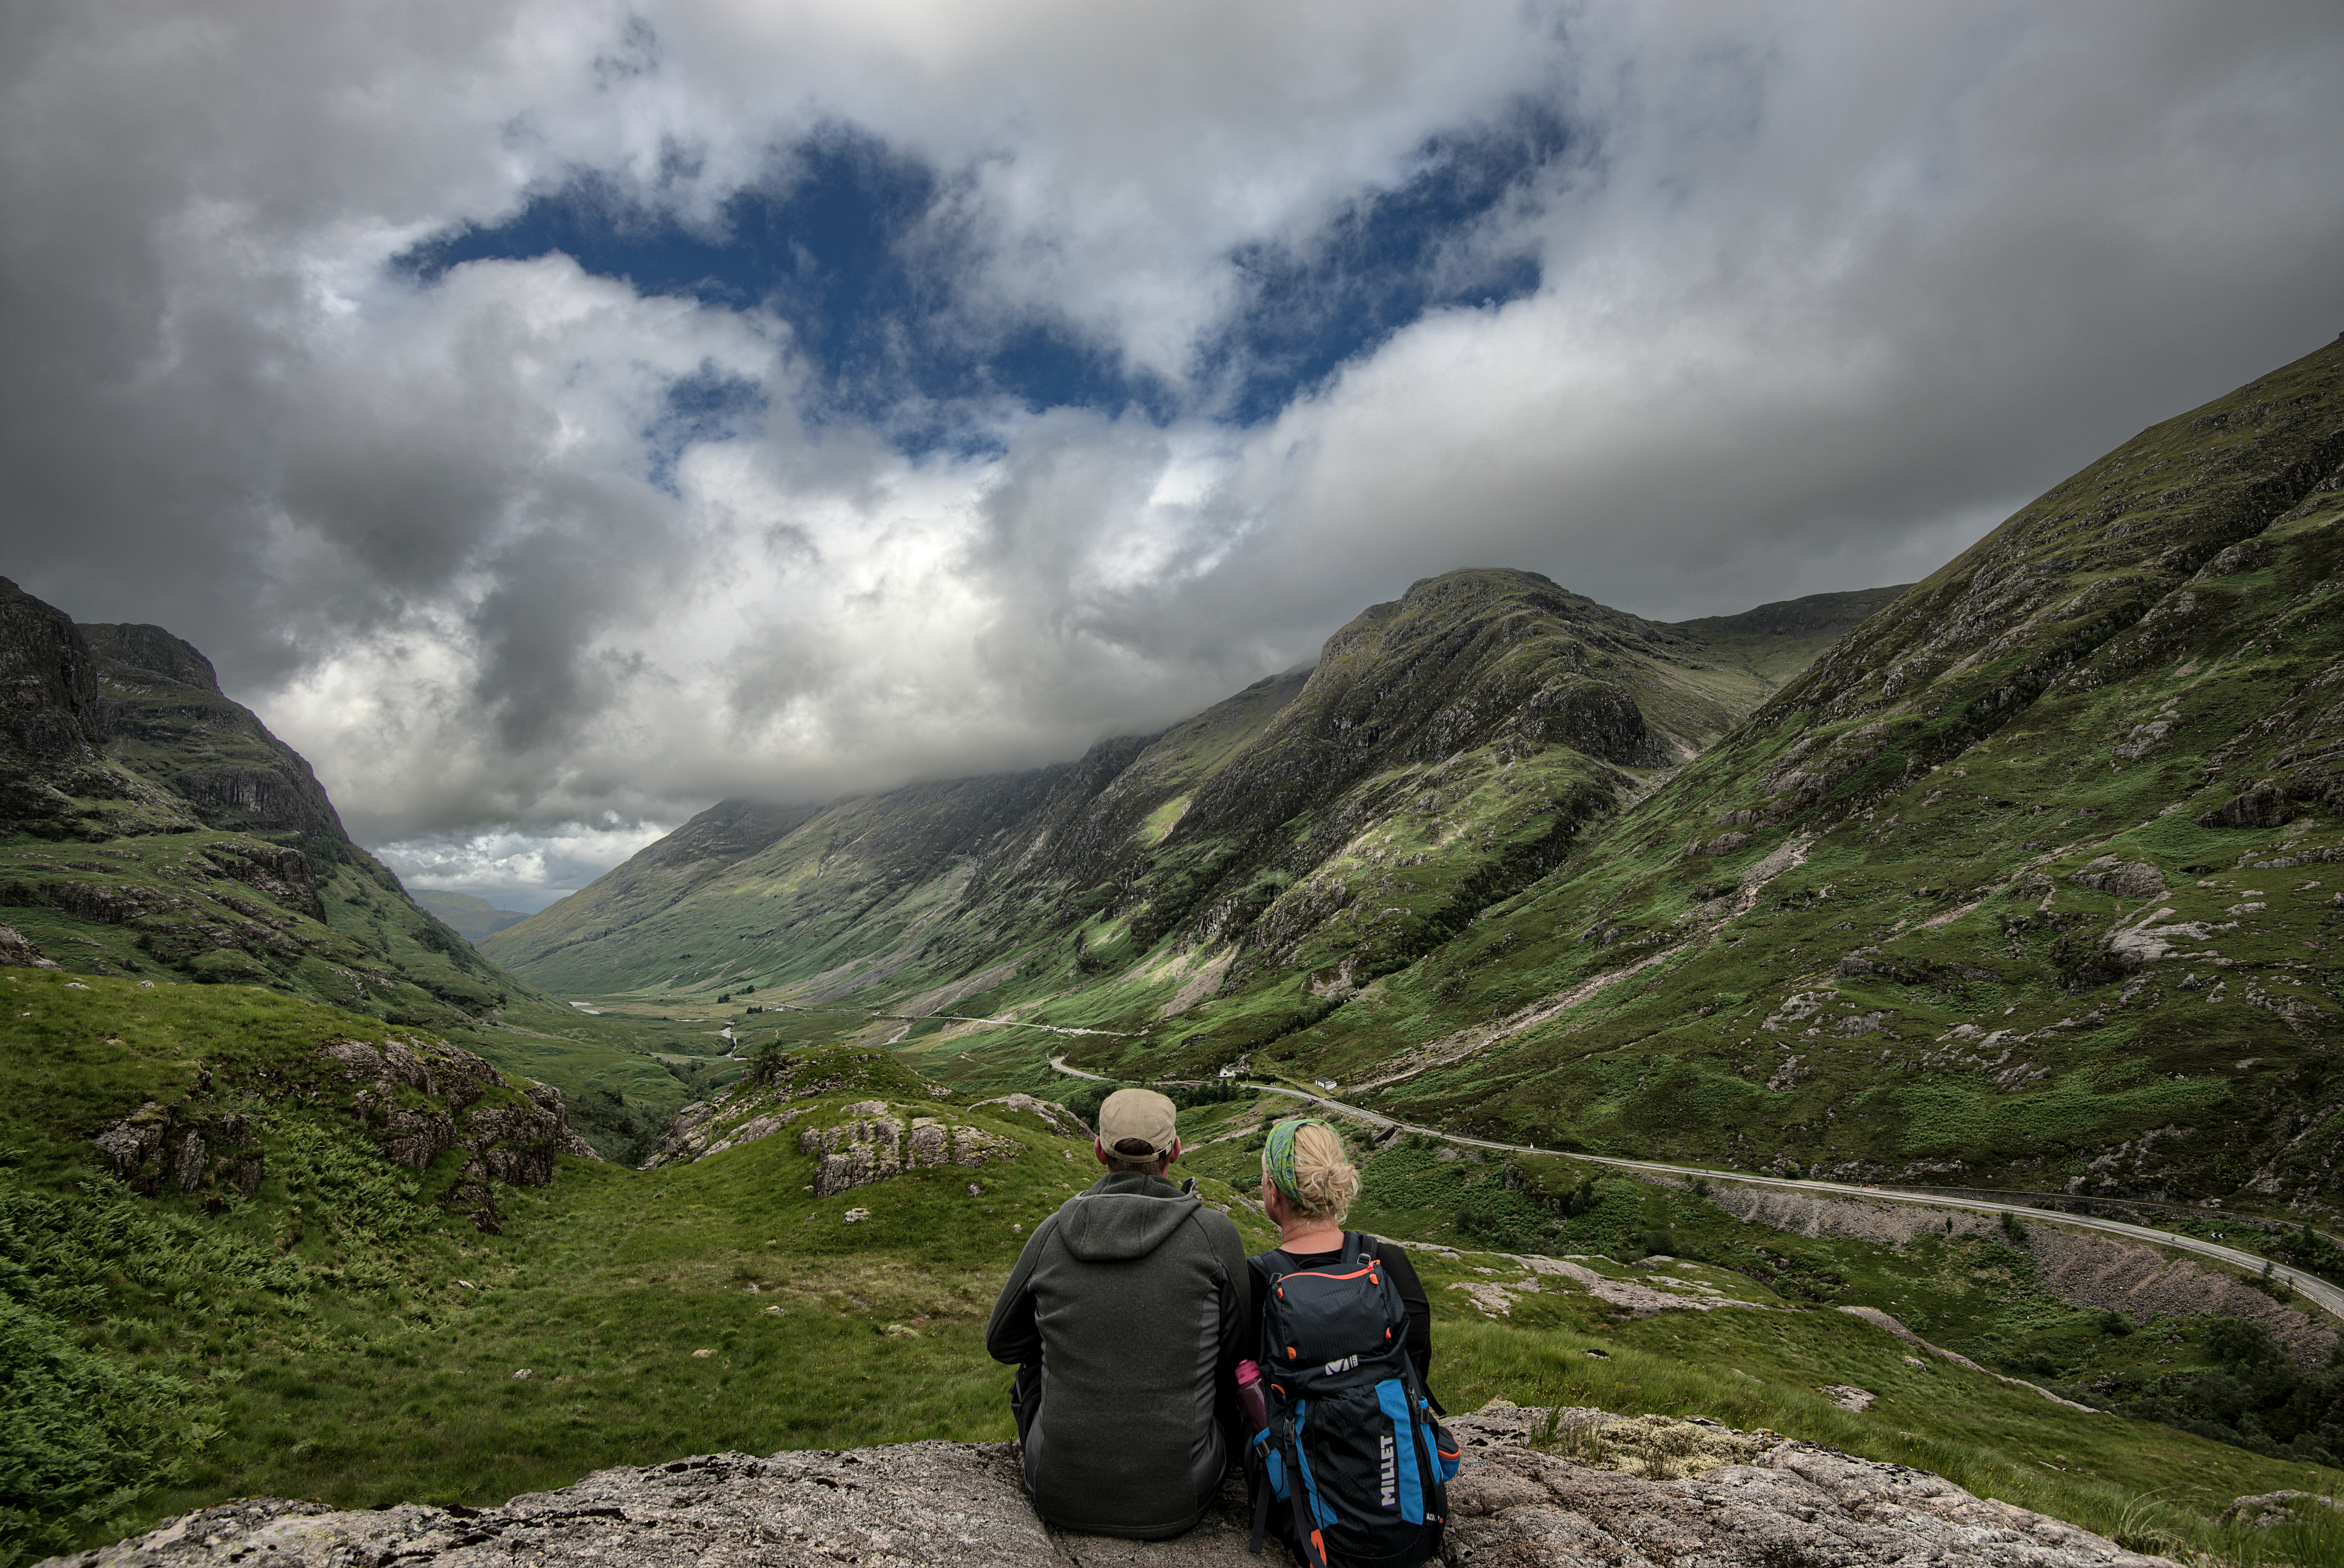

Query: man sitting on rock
left=986, top=1087, right=1251, bottom=1540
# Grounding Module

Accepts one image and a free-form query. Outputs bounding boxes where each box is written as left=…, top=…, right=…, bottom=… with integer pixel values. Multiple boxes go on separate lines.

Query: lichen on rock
left=42, top=1406, right=2176, bottom=1568
left=798, top=1101, right=1021, bottom=1197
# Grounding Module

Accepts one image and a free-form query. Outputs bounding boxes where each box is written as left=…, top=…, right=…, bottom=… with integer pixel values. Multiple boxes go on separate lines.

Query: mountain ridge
left=487, top=337, right=2344, bottom=1224
left=484, top=573, right=1884, bottom=1028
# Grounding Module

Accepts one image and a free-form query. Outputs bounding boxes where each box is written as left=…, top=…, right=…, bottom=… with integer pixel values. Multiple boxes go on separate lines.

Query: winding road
left=1046, top=1056, right=2344, bottom=1323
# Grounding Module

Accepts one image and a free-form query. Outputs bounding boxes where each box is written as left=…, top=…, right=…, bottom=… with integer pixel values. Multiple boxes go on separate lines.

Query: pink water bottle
left=1235, top=1358, right=1270, bottom=1434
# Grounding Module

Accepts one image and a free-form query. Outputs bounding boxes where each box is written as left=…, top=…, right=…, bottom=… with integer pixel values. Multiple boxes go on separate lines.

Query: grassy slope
left=7, top=994, right=2337, bottom=1565
left=1026, top=338, right=2344, bottom=1220
left=493, top=574, right=1878, bottom=1094
left=1272, top=338, right=2344, bottom=1209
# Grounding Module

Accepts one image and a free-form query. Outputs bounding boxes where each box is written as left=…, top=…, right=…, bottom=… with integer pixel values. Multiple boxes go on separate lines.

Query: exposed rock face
left=92, top=1104, right=264, bottom=1200
left=2068, top=856, right=2167, bottom=899
left=0, top=577, right=101, bottom=762
left=0, top=575, right=115, bottom=833
left=44, top=1407, right=2173, bottom=1568
left=1704, top=1184, right=2339, bottom=1368
left=0, top=920, right=61, bottom=968
left=321, top=1037, right=597, bottom=1225
left=92, top=1036, right=595, bottom=1228
left=798, top=1100, right=1022, bottom=1198
left=82, top=621, right=349, bottom=842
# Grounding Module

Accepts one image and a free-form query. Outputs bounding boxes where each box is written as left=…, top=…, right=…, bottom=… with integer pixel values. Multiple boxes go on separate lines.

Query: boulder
left=0, top=921, right=60, bottom=968
left=43, top=1407, right=2174, bottom=1568
left=798, top=1101, right=1022, bottom=1198
left=2069, top=856, right=2166, bottom=899
left=2197, top=783, right=2294, bottom=830
left=2220, top=1490, right=2341, bottom=1529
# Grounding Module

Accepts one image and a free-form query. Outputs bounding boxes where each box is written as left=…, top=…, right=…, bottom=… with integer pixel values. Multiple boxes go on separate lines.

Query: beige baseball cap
left=1097, top=1088, right=1178, bottom=1157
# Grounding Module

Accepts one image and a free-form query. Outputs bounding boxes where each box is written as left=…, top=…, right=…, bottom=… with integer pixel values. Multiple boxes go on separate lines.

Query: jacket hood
left=1056, top=1171, right=1202, bottom=1262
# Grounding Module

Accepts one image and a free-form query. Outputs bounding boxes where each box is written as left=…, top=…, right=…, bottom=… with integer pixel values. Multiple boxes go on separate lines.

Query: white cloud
left=3, top=0, right=2340, bottom=901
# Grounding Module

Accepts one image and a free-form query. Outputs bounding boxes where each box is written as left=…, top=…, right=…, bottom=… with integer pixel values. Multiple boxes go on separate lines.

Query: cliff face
left=41, top=1406, right=2173, bottom=1568
left=84, top=622, right=348, bottom=842
left=0, top=581, right=534, bottom=1026
left=0, top=576, right=118, bottom=832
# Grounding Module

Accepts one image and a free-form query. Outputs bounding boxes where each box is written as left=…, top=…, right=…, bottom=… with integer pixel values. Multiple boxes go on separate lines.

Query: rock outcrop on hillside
left=89, top=1033, right=597, bottom=1230
left=1708, top=1185, right=2340, bottom=1367
left=44, top=1405, right=2172, bottom=1568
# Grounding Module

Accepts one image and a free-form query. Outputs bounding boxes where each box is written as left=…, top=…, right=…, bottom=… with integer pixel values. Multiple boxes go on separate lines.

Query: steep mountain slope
left=0, top=587, right=506, bottom=1023
left=1251, top=335, right=2344, bottom=1215
left=488, top=573, right=1843, bottom=1022
left=486, top=771, right=1076, bottom=995
left=0, top=584, right=732, bottom=1159
left=533, top=338, right=2344, bottom=1223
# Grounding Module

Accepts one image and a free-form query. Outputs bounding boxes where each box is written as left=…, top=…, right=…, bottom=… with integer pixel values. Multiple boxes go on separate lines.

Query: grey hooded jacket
left=985, top=1170, right=1251, bottom=1539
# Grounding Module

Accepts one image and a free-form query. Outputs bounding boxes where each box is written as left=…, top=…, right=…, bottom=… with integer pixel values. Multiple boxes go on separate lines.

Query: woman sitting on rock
left=1246, top=1117, right=1452, bottom=1568
left=1249, top=1116, right=1435, bottom=1394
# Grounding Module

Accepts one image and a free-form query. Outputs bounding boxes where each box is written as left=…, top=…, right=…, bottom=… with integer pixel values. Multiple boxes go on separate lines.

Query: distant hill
left=1665, top=584, right=1915, bottom=688
left=409, top=888, right=532, bottom=943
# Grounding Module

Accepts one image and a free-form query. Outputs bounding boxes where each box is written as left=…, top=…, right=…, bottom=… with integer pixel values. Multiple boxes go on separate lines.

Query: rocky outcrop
left=0, top=920, right=61, bottom=968
left=2221, top=1490, right=2340, bottom=1529
left=640, top=1046, right=938, bottom=1169
left=2068, top=856, right=2166, bottom=899
left=92, top=1103, right=264, bottom=1202
left=1704, top=1184, right=2340, bottom=1369
left=319, top=1037, right=596, bottom=1226
left=92, top=1036, right=595, bottom=1228
left=970, top=1093, right=1092, bottom=1139
left=43, top=1406, right=2174, bottom=1568
left=798, top=1101, right=1021, bottom=1198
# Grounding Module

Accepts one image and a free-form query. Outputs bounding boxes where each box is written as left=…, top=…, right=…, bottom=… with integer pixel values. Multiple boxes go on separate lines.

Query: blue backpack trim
left=1246, top=1233, right=1457, bottom=1564
left=1374, top=1379, right=1425, bottom=1525
left=1290, top=1401, right=1337, bottom=1529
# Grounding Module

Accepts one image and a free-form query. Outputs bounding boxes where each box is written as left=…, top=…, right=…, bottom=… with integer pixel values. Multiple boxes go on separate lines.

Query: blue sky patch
left=645, top=362, right=767, bottom=492
left=1201, top=104, right=1565, bottom=425
left=398, top=109, right=1565, bottom=452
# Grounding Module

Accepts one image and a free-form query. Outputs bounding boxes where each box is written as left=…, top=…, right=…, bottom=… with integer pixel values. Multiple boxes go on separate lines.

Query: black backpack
left=1247, top=1235, right=1461, bottom=1568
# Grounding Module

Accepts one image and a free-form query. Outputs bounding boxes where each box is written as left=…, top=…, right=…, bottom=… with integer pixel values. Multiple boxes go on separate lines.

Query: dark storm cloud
left=1, top=1, right=2340, bottom=896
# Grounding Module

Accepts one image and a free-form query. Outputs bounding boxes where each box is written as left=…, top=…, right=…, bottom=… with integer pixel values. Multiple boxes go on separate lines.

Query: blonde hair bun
left=1282, top=1121, right=1361, bottom=1224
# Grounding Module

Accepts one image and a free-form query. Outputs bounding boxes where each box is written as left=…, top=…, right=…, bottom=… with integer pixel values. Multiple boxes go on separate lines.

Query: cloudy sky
left=5, top=2, right=2341, bottom=909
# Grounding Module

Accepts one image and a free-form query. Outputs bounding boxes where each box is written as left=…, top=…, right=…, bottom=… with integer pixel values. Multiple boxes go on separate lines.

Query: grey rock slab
left=46, top=1411, right=2172, bottom=1568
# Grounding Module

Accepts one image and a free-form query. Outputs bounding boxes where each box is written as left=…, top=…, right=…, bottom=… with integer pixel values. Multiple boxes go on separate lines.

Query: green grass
left=8, top=980, right=2344, bottom=1566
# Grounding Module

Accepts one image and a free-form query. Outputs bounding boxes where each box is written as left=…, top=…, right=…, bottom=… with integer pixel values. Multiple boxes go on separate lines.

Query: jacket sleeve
left=984, top=1223, right=1050, bottom=1366
left=1211, top=1212, right=1252, bottom=1371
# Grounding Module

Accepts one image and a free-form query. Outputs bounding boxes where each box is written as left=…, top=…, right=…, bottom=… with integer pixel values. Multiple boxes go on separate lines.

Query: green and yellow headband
left=1263, top=1116, right=1333, bottom=1200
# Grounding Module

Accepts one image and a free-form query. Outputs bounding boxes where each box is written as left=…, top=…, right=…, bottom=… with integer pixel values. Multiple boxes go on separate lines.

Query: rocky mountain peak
left=82, top=623, right=223, bottom=694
